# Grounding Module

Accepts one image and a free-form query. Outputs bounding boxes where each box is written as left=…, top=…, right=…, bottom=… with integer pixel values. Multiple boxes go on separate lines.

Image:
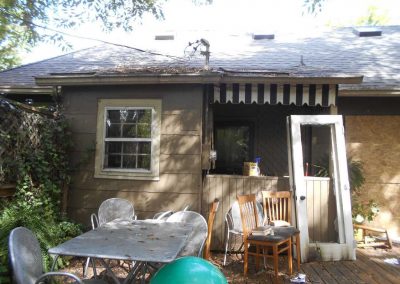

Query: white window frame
left=94, top=99, right=161, bottom=180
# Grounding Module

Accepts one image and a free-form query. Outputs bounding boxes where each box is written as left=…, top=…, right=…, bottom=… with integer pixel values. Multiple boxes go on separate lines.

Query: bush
left=0, top=103, right=81, bottom=283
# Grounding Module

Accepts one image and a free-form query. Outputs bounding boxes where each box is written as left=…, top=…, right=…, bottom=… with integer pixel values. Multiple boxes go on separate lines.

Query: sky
left=21, top=0, right=400, bottom=64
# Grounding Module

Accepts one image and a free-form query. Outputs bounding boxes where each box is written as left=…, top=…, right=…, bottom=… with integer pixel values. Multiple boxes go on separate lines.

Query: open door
left=287, top=115, right=355, bottom=262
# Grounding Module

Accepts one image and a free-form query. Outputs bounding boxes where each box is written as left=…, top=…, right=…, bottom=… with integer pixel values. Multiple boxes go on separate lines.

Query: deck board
left=212, top=245, right=400, bottom=283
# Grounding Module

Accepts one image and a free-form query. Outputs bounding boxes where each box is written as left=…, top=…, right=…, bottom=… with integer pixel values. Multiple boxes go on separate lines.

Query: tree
left=0, top=0, right=165, bottom=70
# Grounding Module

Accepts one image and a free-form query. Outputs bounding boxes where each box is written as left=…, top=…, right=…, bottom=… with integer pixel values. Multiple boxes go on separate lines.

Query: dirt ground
left=61, top=251, right=295, bottom=283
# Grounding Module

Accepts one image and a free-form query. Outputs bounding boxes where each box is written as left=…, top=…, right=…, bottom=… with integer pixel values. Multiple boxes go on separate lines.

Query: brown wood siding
left=63, top=85, right=203, bottom=226
left=345, top=115, right=400, bottom=238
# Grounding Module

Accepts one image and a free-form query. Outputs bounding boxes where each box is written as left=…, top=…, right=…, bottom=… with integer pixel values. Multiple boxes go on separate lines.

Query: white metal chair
left=92, top=197, right=136, bottom=227
left=223, top=200, right=264, bottom=266
left=86, top=198, right=136, bottom=277
left=8, top=227, right=110, bottom=284
left=153, top=210, right=174, bottom=221
left=167, top=211, right=208, bottom=257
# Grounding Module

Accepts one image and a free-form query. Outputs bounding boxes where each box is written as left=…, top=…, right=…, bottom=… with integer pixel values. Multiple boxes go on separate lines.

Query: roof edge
left=0, top=86, right=54, bottom=95
left=35, top=73, right=363, bottom=86
left=339, top=88, right=400, bottom=97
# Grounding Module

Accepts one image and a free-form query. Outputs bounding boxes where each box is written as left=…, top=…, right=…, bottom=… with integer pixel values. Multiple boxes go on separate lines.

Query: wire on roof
left=1, top=9, right=186, bottom=62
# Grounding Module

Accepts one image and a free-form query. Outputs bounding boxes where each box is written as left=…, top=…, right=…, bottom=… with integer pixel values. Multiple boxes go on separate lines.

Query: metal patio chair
left=85, top=197, right=136, bottom=277
left=223, top=200, right=264, bottom=266
left=153, top=210, right=174, bottom=221
left=8, top=227, right=110, bottom=284
left=167, top=211, right=208, bottom=257
left=93, top=197, right=136, bottom=227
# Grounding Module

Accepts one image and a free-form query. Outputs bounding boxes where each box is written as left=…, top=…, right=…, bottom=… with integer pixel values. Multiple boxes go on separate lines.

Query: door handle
left=300, top=196, right=306, bottom=201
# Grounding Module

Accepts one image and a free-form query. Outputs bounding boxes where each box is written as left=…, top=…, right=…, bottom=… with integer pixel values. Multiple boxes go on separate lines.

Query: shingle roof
left=1, top=26, right=400, bottom=91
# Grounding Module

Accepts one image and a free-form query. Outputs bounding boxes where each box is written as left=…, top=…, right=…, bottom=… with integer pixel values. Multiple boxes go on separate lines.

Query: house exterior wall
left=339, top=97, right=400, bottom=239
left=62, top=84, right=203, bottom=226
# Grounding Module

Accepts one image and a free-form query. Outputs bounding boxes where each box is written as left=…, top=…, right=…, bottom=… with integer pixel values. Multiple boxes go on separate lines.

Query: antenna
left=185, top=38, right=211, bottom=70
left=200, top=38, right=210, bottom=70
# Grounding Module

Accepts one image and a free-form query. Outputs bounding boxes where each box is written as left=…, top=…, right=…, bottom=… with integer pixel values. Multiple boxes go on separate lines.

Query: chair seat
left=248, top=233, right=289, bottom=242
left=273, top=226, right=300, bottom=237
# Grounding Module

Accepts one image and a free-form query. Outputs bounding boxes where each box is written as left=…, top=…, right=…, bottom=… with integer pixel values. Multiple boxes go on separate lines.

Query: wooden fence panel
left=203, top=175, right=336, bottom=250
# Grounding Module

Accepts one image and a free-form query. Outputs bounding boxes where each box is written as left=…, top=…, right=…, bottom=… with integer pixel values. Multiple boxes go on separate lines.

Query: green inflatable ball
left=150, top=256, right=228, bottom=284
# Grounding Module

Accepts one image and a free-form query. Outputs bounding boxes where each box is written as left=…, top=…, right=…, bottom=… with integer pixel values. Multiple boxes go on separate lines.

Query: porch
left=213, top=245, right=400, bottom=283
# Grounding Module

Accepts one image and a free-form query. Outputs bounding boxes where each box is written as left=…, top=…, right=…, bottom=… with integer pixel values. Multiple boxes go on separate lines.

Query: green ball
left=150, top=256, right=228, bottom=284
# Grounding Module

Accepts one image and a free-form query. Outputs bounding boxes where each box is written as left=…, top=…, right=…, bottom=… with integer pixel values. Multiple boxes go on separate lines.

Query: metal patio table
left=49, top=219, right=192, bottom=284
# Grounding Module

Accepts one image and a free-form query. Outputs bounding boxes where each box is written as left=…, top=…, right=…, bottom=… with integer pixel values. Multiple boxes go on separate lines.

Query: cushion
left=270, top=220, right=291, bottom=227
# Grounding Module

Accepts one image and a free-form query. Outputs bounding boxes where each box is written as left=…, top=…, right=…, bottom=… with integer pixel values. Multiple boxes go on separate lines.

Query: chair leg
left=223, top=232, right=230, bottom=266
left=288, top=238, right=293, bottom=276
left=272, top=244, right=279, bottom=284
left=244, top=242, right=249, bottom=276
left=255, top=245, right=260, bottom=271
left=295, top=234, right=301, bottom=271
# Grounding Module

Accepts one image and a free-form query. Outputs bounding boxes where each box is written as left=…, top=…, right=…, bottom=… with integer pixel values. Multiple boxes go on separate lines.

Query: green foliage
left=303, top=0, right=325, bottom=14
left=356, top=6, right=389, bottom=26
left=0, top=0, right=165, bottom=70
left=0, top=106, right=81, bottom=283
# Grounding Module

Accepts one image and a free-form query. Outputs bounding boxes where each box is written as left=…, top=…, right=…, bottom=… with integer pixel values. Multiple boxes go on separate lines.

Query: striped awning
left=211, top=83, right=337, bottom=107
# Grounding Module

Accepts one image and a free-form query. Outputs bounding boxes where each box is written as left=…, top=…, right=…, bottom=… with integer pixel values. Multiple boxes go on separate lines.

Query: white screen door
left=287, top=115, right=355, bottom=262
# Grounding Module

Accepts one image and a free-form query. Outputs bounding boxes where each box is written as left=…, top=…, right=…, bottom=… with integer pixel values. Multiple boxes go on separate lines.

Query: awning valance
left=211, top=83, right=337, bottom=107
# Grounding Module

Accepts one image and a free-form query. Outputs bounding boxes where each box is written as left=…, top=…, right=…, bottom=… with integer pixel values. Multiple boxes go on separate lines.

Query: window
left=95, top=99, right=161, bottom=180
left=213, top=122, right=254, bottom=174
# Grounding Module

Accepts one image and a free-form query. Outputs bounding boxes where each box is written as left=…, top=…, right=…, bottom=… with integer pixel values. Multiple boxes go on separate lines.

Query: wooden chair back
left=203, top=198, right=220, bottom=259
left=261, top=191, right=292, bottom=224
left=237, top=194, right=260, bottom=238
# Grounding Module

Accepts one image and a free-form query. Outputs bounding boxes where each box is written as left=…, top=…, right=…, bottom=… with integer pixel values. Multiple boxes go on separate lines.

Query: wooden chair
left=261, top=190, right=301, bottom=271
left=237, top=194, right=293, bottom=283
left=203, top=198, right=220, bottom=260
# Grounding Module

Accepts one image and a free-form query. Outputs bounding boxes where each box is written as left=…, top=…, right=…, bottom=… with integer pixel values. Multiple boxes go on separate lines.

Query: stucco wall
left=345, top=115, right=400, bottom=239
left=62, top=84, right=203, bottom=226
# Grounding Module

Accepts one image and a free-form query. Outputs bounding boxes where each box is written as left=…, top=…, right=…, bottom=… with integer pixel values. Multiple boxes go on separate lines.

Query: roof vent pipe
left=200, top=38, right=210, bottom=70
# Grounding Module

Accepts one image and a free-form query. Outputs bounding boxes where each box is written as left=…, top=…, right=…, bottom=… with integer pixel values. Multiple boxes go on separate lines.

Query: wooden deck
left=213, top=245, right=400, bottom=283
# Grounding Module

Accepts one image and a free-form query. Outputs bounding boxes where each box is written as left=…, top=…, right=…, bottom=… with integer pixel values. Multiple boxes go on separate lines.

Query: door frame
left=287, top=115, right=355, bottom=262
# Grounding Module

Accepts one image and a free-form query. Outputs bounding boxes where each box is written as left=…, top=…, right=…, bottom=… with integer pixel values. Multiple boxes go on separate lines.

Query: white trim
left=94, top=99, right=161, bottom=180
left=287, top=115, right=355, bottom=262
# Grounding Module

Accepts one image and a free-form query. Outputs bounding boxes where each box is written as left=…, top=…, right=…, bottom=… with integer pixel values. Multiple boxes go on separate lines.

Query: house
left=0, top=26, right=399, bottom=260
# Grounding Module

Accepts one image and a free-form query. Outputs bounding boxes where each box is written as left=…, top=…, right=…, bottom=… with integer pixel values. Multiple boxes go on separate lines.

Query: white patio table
left=48, top=219, right=192, bottom=284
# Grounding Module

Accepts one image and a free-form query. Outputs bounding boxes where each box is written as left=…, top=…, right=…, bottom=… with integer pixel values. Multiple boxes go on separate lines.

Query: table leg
left=98, top=258, right=122, bottom=284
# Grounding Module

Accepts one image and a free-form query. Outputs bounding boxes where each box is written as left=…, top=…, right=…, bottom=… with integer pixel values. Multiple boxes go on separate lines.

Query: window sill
left=94, top=172, right=160, bottom=181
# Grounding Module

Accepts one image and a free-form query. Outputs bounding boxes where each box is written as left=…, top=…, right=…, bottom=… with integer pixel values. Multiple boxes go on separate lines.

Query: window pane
left=126, top=110, right=139, bottom=122
left=122, top=155, right=137, bottom=168
left=137, top=124, right=151, bottom=138
left=123, top=142, right=138, bottom=154
left=105, top=142, right=122, bottom=154
left=137, top=110, right=152, bottom=124
left=122, top=124, right=137, bottom=137
left=215, top=124, right=252, bottom=174
left=107, top=110, right=121, bottom=122
left=138, top=142, right=151, bottom=154
left=137, top=155, right=151, bottom=170
left=106, top=154, right=121, bottom=168
left=106, top=123, right=121, bottom=137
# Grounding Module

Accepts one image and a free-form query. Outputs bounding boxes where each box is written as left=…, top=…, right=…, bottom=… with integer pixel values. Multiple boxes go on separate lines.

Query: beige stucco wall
left=345, top=115, right=400, bottom=239
left=62, top=84, right=203, bottom=226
